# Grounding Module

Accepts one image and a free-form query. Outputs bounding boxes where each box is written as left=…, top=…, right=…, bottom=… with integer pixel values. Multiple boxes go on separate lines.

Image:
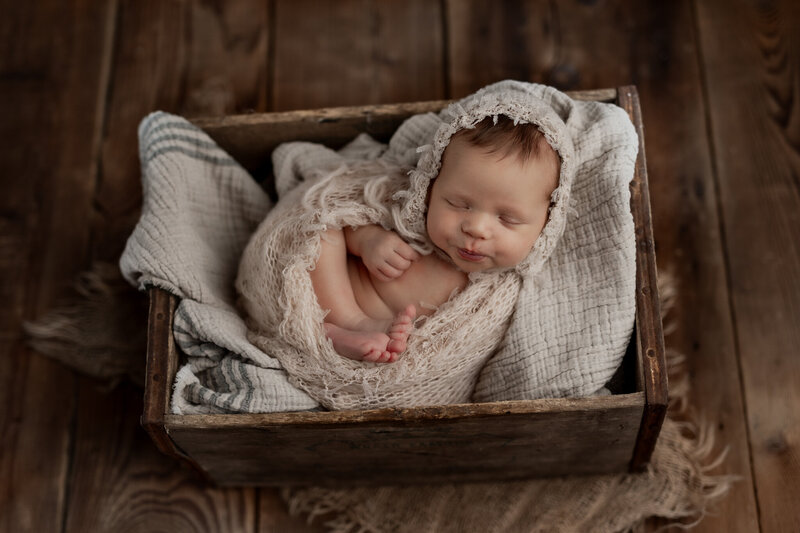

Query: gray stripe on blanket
left=239, top=358, right=255, bottom=411
left=140, top=112, right=196, bottom=139
left=145, top=121, right=203, bottom=139
left=139, top=115, right=238, bottom=167
left=144, top=145, right=240, bottom=167
left=148, top=132, right=220, bottom=152
left=223, top=358, right=240, bottom=411
left=173, top=308, right=227, bottom=358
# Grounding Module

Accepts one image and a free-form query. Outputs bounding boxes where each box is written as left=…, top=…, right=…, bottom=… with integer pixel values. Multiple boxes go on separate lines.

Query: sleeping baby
left=236, top=80, right=578, bottom=410
left=311, top=116, right=560, bottom=363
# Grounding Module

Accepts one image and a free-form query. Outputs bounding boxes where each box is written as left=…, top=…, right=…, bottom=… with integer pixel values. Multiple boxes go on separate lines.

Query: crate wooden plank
left=0, top=1, right=115, bottom=531
left=617, top=87, right=668, bottom=470
left=695, top=1, right=800, bottom=531
left=192, top=101, right=450, bottom=177
left=166, top=395, right=644, bottom=486
left=142, top=289, right=182, bottom=456
left=62, top=1, right=268, bottom=532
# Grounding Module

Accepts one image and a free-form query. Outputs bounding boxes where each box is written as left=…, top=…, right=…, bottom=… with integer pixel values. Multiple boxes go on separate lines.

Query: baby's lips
left=457, top=248, right=486, bottom=262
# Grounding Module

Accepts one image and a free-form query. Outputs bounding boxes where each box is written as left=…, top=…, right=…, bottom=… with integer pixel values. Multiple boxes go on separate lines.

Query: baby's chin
left=447, top=251, right=510, bottom=274
left=432, top=244, right=521, bottom=273
left=449, top=250, right=531, bottom=274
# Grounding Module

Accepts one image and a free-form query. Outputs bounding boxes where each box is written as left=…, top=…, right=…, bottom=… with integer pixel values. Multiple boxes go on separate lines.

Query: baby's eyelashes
left=445, top=196, right=527, bottom=227
left=445, top=198, right=469, bottom=209
left=499, top=215, right=523, bottom=226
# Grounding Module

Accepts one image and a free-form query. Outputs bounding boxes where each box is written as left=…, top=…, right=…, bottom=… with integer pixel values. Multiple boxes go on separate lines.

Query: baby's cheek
left=510, top=233, right=538, bottom=265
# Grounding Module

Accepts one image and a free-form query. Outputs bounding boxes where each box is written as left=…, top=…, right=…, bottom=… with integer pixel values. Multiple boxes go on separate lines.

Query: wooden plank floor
left=1, top=1, right=797, bottom=531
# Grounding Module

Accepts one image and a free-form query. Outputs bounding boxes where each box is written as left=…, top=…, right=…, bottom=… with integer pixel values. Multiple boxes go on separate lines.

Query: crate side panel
left=167, top=404, right=643, bottom=486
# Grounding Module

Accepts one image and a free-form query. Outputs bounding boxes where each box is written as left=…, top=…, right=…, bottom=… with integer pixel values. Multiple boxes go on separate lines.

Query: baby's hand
left=346, top=225, right=420, bottom=281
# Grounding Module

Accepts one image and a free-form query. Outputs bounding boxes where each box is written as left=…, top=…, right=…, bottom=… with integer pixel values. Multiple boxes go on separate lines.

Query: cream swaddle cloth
left=236, top=81, right=582, bottom=411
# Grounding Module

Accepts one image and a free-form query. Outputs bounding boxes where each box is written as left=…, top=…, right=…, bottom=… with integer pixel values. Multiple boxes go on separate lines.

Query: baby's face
left=426, top=135, right=558, bottom=272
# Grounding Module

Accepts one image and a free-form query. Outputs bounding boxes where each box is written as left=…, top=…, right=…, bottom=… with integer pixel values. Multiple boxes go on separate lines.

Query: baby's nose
left=462, top=213, right=491, bottom=238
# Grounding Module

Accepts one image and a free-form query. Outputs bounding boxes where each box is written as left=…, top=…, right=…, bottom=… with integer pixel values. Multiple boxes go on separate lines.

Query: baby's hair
left=455, top=115, right=557, bottom=166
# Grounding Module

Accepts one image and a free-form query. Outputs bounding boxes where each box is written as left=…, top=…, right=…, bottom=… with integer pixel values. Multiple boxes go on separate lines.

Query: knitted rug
left=25, top=265, right=733, bottom=532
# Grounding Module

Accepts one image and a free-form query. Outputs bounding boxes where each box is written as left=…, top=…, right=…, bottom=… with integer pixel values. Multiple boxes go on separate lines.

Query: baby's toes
left=363, top=348, right=382, bottom=362
left=376, top=351, right=393, bottom=363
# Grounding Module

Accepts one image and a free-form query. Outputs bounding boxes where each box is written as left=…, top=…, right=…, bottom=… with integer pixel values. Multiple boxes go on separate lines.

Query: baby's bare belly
left=347, top=254, right=468, bottom=320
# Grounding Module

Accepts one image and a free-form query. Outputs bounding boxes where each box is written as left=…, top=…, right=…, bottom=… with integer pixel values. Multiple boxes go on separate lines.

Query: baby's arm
left=344, top=225, right=420, bottom=281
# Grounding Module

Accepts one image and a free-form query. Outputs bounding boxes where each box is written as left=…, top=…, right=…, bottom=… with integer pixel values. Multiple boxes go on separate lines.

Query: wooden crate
left=142, top=86, right=667, bottom=487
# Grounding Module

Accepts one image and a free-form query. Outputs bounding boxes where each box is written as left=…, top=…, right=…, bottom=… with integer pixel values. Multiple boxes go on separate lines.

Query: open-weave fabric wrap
left=237, top=145, right=522, bottom=410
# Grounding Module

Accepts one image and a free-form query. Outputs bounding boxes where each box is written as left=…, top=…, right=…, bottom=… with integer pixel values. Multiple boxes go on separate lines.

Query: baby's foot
left=324, top=323, right=394, bottom=363
left=386, top=304, right=416, bottom=356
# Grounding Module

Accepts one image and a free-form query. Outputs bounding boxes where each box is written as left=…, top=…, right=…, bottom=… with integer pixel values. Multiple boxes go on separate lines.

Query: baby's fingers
left=376, top=264, right=404, bottom=280
left=396, top=244, right=421, bottom=262
left=385, top=254, right=413, bottom=271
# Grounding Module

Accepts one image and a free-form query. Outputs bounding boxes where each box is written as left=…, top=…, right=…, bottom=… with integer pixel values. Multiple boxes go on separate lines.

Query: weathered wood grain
left=181, top=0, right=269, bottom=117
left=630, top=2, right=760, bottom=530
left=7, top=1, right=790, bottom=530
left=604, top=3, right=759, bottom=530
left=617, top=87, right=668, bottom=471
left=447, top=2, right=758, bottom=530
left=166, top=394, right=644, bottom=486
left=446, top=0, right=553, bottom=96
left=271, top=0, right=445, bottom=110
left=89, top=0, right=184, bottom=263
left=0, top=1, right=115, bottom=531
left=64, top=381, right=257, bottom=533
left=695, top=1, right=800, bottom=531
left=166, top=394, right=643, bottom=428
left=90, top=0, right=270, bottom=263
left=63, top=1, right=270, bottom=532
left=446, top=0, right=633, bottom=97
left=142, top=289, right=182, bottom=457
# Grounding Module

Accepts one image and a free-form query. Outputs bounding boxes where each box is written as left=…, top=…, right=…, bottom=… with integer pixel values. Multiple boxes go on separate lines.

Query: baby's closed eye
left=445, top=198, right=469, bottom=209
left=499, top=215, right=522, bottom=226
